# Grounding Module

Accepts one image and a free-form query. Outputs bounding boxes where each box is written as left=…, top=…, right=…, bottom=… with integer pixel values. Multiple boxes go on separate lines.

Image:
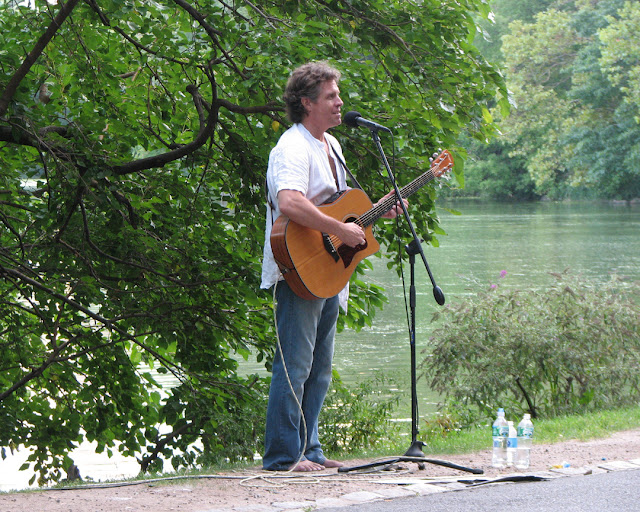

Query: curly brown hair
left=283, top=62, right=341, bottom=123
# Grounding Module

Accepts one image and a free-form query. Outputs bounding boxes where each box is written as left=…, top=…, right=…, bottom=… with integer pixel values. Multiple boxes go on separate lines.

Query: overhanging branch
left=0, top=266, right=187, bottom=386
left=0, top=0, right=82, bottom=117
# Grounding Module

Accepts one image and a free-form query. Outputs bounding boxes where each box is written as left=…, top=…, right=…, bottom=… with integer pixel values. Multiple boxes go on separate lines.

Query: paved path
left=317, top=466, right=640, bottom=512
left=229, top=458, right=640, bottom=512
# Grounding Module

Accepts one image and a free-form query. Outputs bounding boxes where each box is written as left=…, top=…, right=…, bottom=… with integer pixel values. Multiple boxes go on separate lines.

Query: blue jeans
left=262, top=280, right=340, bottom=471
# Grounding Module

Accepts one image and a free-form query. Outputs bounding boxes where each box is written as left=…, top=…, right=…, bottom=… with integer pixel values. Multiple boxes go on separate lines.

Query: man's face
left=303, top=79, right=344, bottom=132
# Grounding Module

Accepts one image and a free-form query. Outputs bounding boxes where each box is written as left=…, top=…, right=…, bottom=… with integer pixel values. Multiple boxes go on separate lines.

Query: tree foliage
left=461, top=0, right=640, bottom=200
left=473, top=0, right=555, bottom=65
left=599, top=1, right=640, bottom=116
left=0, top=0, right=506, bottom=484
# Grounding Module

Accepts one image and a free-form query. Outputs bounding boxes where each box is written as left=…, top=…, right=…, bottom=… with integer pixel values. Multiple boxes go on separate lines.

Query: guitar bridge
left=322, top=233, right=340, bottom=263
left=323, top=233, right=367, bottom=268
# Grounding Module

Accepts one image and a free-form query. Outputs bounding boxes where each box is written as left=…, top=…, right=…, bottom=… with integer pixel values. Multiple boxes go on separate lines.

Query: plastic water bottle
left=507, top=420, right=517, bottom=466
left=515, top=413, right=534, bottom=469
left=491, top=408, right=508, bottom=468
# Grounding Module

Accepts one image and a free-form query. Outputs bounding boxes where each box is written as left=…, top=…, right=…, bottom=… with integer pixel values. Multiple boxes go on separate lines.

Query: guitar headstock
left=430, top=150, right=454, bottom=178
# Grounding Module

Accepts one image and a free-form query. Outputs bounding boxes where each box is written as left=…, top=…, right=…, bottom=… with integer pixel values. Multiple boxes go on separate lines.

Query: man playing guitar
left=260, top=61, right=403, bottom=472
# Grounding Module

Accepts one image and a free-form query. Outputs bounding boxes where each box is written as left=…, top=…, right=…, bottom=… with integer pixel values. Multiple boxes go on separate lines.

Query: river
left=242, top=199, right=640, bottom=416
left=2, top=200, right=638, bottom=491
left=333, top=199, right=640, bottom=387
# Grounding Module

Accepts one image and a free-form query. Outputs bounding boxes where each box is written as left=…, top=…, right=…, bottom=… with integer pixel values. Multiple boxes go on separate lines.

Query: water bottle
left=515, top=413, right=534, bottom=469
left=491, top=408, right=508, bottom=468
left=506, top=420, right=517, bottom=466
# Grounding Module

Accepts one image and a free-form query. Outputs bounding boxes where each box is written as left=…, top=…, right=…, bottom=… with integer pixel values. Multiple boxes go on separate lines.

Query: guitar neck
left=360, top=166, right=440, bottom=228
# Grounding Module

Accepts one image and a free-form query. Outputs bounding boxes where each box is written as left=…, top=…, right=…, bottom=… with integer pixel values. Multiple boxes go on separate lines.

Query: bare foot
left=289, top=460, right=325, bottom=472
left=322, top=459, right=344, bottom=468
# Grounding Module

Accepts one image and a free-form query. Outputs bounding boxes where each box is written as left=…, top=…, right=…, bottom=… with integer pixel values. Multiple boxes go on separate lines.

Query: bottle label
left=493, top=426, right=509, bottom=436
left=507, top=437, right=518, bottom=449
left=517, top=426, right=534, bottom=438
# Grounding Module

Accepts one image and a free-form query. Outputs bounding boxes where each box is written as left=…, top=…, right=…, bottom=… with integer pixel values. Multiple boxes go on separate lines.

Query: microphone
left=343, top=110, right=391, bottom=133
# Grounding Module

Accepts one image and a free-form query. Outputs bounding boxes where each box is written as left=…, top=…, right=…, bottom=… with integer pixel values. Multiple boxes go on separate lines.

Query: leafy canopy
left=0, top=0, right=505, bottom=484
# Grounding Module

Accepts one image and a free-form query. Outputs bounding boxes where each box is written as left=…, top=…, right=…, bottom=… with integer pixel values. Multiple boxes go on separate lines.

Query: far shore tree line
left=454, top=0, right=640, bottom=201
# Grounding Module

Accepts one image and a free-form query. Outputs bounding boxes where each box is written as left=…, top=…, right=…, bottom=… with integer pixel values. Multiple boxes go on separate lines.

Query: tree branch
left=215, top=98, right=282, bottom=115
left=515, top=376, right=537, bottom=419
left=109, top=83, right=218, bottom=175
left=172, top=0, right=247, bottom=79
left=0, top=339, right=73, bottom=402
left=139, top=422, right=193, bottom=472
left=0, top=266, right=187, bottom=386
left=85, top=0, right=191, bottom=67
left=0, top=0, right=82, bottom=117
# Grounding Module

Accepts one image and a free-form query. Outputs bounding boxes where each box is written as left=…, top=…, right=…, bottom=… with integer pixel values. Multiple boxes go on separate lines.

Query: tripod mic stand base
left=398, top=456, right=484, bottom=475
left=338, top=457, right=483, bottom=475
left=338, top=441, right=484, bottom=475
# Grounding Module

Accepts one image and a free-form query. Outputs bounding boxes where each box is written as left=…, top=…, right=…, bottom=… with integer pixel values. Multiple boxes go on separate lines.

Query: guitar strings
left=324, top=166, right=443, bottom=249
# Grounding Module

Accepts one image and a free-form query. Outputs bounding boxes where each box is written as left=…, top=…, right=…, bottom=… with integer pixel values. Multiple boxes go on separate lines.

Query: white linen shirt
left=261, top=123, right=349, bottom=310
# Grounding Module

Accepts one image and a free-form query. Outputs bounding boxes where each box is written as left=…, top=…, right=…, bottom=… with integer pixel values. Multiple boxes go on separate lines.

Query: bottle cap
left=524, top=413, right=531, bottom=419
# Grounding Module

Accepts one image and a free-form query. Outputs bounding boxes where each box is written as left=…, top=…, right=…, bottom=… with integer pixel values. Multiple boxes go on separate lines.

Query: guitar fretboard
left=359, top=152, right=452, bottom=228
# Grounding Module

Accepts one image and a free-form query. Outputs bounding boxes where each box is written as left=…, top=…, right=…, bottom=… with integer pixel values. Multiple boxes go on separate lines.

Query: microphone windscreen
left=343, top=110, right=362, bottom=128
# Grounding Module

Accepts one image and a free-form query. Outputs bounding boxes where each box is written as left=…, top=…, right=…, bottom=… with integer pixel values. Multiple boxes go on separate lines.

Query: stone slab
left=598, top=460, right=640, bottom=471
left=549, top=466, right=593, bottom=476
left=340, top=490, right=385, bottom=503
left=314, top=497, right=354, bottom=508
left=375, top=487, right=419, bottom=499
left=403, top=483, right=449, bottom=495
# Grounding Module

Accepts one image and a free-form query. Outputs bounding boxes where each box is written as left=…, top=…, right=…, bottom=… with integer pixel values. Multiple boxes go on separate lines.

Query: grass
left=9, top=405, right=640, bottom=493
left=531, top=406, right=640, bottom=444
left=325, top=405, right=640, bottom=461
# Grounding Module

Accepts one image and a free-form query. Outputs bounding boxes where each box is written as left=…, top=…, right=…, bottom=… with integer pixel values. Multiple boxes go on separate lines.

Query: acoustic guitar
left=270, top=150, right=453, bottom=300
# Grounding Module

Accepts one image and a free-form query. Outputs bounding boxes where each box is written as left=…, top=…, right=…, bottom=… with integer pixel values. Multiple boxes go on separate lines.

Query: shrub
left=194, top=371, right=401, bottom=467
left=319, top=371, right=401, bottom=454
left=421, top=270, right=640, bottom=422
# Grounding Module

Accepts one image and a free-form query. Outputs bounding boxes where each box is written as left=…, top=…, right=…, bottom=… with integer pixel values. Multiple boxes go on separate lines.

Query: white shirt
left=260, top=123, right=349, bottom=309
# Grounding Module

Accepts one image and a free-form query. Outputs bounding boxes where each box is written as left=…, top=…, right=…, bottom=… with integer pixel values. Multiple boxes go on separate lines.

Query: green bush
left=319, top=371, right=401, bottom=454
left=421, top=271, right=640, bottom=422
left=192, top=371, right=401, bottom=467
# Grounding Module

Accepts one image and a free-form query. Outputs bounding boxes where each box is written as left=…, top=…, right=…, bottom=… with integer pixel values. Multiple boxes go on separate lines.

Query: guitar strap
left=327, top=141, right=363, bottom=191
left=265, top=178, right=276, bottom=216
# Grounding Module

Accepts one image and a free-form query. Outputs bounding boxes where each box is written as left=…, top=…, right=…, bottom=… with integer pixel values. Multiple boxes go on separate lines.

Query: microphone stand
left=338, top=129, right=482, bottom=476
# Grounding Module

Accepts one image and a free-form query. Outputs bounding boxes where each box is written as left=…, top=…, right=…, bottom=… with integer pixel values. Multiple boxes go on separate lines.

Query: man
left=261, top=62, right=402, bottom=472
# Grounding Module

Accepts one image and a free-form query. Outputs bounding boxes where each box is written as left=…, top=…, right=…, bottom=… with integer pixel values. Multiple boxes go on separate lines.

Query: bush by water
left=422, top=270, right=640, bottom=424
